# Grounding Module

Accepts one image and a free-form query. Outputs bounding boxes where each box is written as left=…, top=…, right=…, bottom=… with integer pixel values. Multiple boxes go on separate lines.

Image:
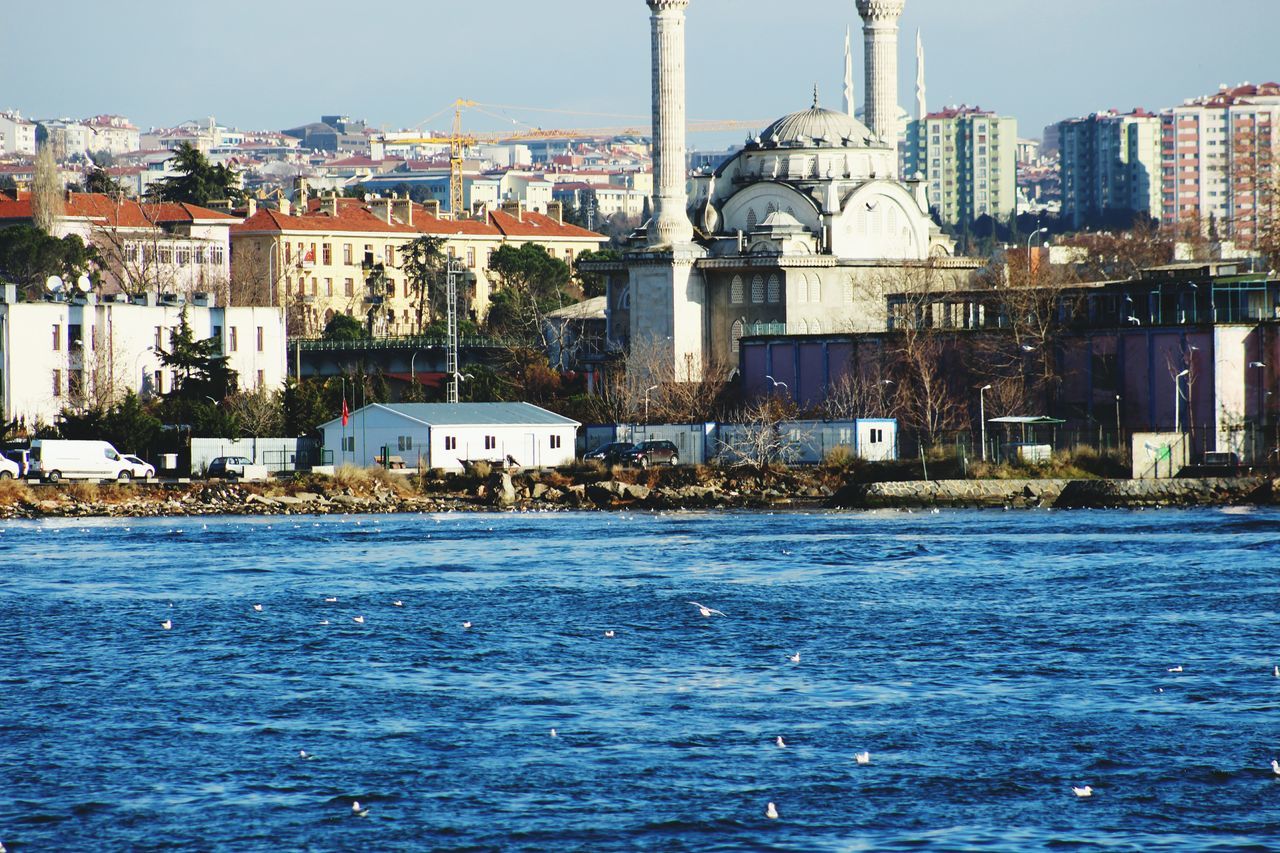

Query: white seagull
left=775, top=736, right=787, bottom=749
left=351, top=800, right=369, bottom=817
left=1271, top=759, right=1280, bottom=776
left=855, top=751, right=871, bottom=765
left=252, top=603, right=263, bottom=612
left=353, top=615, right=365, bottom=624
left=299, top=750, right=313, bottom=760
left=324, top=597, right=338, bottom=603
left=1167, top=665, right=1183, bottom=673
left=1072, top=785, right=1093, bottom=798
left=160, top=619, right=172, bottom=630
left=789, top=652, right=801, bottom=664
left=462, top=621, right=472, bottom=629
left=1273, top=665, right=1279, bottom=677
left=604, top=630, right=615, bottom=638
left=765, top=801, right=779, bottom=819
left=550, top=728, right=557, bottom=738
left=392, top=600, right=403, bottom=607
left=688, top=601, right=726, bottom=618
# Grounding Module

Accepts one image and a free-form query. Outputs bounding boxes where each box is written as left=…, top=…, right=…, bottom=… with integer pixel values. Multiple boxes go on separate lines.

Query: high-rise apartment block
left=904, top=106, right=1017, bottom=227
left=1058, top=110, right=1162, bottom=228
left=1160, top=83, right=1279, bottom=244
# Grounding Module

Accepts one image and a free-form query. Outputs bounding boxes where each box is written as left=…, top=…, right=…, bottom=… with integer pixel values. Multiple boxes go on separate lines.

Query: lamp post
left=643, top=384, right=658, bottom=427
left=980, top=384, right=992, bottom=462
left=1026, top=227, right=1048, bottom=281
left=1250, top=361, right=1266, bottom=462
left=1115, top=394, right=1122, bottom=457
left=410, top=349, right=423, bottom=395
left=1174, top=369, right=1190, bottom=433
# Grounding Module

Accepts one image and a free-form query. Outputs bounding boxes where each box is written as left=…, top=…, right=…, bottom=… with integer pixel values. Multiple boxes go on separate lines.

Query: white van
left=30, top=440, right=134, bottom=483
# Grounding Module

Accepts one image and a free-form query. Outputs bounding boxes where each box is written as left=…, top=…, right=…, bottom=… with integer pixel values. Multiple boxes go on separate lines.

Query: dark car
left=584, top=442, right=635, bottom=465
left=206, top=456, right=253, bottom=479
left=619, top=440, right=680, bottom=468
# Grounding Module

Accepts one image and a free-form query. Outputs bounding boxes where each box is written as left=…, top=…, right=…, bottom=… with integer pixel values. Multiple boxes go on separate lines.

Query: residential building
left=1161, top=82, right=1280, bottom=246
left=1058, top=109, right=1163, bottom=228
left=36, top=119, right=91, bottom=159
left=904, top=106, right=1018, bottom=227
left=0, top=190, right=240, bottom=300
left=83, top=115, right=141, bottom=156
left=229, top=194, right=607, bottom=337
left=0, top=286, right=285, bottom=428
left=0, top=111, right=37, bottom=156
left=318, top=402, right=580, bottom=471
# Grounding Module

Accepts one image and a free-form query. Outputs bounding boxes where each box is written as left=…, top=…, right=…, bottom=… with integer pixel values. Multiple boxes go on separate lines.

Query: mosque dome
left=758, top=105, right=875, bottom=148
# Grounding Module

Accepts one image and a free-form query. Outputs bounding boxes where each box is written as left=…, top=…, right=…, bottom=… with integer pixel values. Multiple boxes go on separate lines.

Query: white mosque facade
left=605, top=0, right=979, bottom=376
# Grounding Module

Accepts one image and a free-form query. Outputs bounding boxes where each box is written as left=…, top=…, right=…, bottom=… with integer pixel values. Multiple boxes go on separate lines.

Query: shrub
left=63, top=482, right=100, bottom=503
left=0, top=479, right=31, bottom=506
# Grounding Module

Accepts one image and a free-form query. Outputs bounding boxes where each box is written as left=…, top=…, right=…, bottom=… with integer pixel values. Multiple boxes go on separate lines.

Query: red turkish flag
left=341, top=398, right=350, bottom=426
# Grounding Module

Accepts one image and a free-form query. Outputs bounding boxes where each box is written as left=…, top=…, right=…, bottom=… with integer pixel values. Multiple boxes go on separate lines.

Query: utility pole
left=446, top=258, right=462, bottom=404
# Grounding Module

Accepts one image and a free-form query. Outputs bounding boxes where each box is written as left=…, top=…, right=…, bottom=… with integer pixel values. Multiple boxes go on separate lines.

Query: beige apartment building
left=229, top=194, right=606, bottom=337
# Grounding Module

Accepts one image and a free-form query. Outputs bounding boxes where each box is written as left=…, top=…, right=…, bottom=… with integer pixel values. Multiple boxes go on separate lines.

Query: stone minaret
left=647, top=0, right=693, bottom=247
left=856, top=0, right=906, bottom=144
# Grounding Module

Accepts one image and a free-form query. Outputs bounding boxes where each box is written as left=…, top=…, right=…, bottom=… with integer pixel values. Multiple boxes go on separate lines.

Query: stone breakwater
left=828, top=477, right=1272, bottom=509
left=0, top=472, right=1273, bottom=520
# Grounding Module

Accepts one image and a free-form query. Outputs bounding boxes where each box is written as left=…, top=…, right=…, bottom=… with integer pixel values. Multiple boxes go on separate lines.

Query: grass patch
left=0, top=478, right=31, bottom=506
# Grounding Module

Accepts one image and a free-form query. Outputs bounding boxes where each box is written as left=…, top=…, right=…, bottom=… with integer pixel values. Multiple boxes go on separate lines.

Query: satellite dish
left=45, top=275, right=64, bottom=293
left=77, top=274, right=92, bottom=293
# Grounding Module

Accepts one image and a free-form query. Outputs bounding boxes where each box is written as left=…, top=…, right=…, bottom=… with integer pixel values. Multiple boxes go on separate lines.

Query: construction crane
left=375, top=100, right=765, bottom=218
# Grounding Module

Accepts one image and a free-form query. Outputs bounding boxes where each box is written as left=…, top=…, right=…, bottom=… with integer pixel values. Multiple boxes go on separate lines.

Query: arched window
left=808, top=275, right=822, bottom=303
left=794, top=275, right=807, bottom=303
left=810, top=318, right=823, bottom=334
left=843, top=276, right=855, bottom=303
left=767, top=274, right=780, bottom=303
left=730, top=275, right=744, bottom=305
left=730, top=320, right=744, bottom=354
left=746, top=208, right=758, bottom=229
left=751, top=275, right=765, bottom=304
left=766, top=201, right=778, bottom=216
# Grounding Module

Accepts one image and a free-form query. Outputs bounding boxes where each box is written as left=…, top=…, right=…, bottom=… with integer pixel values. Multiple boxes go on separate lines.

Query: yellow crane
left=376, top=100, right=764, bottom=218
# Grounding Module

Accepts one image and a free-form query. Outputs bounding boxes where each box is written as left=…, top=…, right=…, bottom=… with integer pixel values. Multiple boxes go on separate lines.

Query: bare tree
left=31, top=146, right=64, bottom=234
left=91, top=200, right=180, bottom=297
left=226, top=386, right=284, bottom=437
left=718, top=394, right=800, bottom=469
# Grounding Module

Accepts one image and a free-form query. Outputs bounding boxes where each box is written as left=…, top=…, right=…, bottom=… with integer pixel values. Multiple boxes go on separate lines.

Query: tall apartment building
left=903, top=106, right=1017, bottom=227
left=0, top=111, right=37, bottom=156
left=1058, top=110, right=1163, bottom=228
left=1161, top=82, right=1280, bottom=245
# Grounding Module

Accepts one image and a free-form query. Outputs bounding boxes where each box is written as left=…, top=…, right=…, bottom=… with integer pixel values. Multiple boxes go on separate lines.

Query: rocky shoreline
left=0, top=468, right=1273, bottom=520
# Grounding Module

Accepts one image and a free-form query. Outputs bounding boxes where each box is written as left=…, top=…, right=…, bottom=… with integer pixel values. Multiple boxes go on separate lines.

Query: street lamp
left=980, top=384, right=993, bottom=461
left=409, top=349, right=423, bottom=390
left=1115, top=394, right=1122, bottom=456
left=1250, top=361, right=1266, bottom=459
left=643, top=384, right=658, bottom=426
left=1026, top=227, right=1049, bottom=280
left=1174, top=369, right=1190, bottom=433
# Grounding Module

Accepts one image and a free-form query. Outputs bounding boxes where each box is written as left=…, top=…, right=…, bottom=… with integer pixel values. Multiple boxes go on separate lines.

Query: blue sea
left=2, top=508, right=1280, bottom=851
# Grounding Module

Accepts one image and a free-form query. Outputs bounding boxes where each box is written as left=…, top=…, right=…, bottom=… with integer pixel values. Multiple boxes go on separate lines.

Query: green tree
left=323, top=312, right=364, bottom=341
left=149, top=142, right=244, bottom=206
left=155, top=307, right=237, bottom=401
left=573, top=247, right=620, bottom=298
left=84, top=166, right=123, bottom=196
left=399, top=234, right=448, bottom=332
left=55, top=391, right=162, bottom=452
left=282, top=378, right=331, bottom=437
left=483, top=243, right=571, bottom=345
left=0, top=225, right=96, bottom=296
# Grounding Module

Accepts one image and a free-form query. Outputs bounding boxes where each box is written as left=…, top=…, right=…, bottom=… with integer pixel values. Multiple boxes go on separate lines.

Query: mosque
left=605, top=0, right=980, bottom=379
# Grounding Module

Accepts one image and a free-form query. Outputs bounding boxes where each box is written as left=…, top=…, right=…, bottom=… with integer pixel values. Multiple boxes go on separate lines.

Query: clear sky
left=2, top=0, right=1275, bottom=144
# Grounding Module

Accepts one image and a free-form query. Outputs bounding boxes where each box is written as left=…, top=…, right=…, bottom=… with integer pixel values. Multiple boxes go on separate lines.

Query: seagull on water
left=324, top=597, right=337, bottom=603
left=392, top=600, right=403, bottom=607
left=1072, top=785, right=1093, bottom=798
left=765, top=802, right=779, bottom=819
left=855, top=751, right=871, bottom=765
left=789, top=652, right=801, bottom=664
left=688, top=601, right=726, bottom=618
left=351, top=801, right=369, bottom=817
left=252, top=603, right=263, bottom=612
left=1274, top=665, right=1279, bottom=678
left=604, top=630, right=615, bottom=638
left=462, top=621, right=472, bottom=629
left=161, top=619, right=172, bottom=630
left=353, top=615, right=365, bottom=624
left=319, top=620, right=329, bottom=625
left=1271, top=759, right=1280, bottom=776
left=299, top=750, right=313, bottom=760
left=550, top=728, right=557, bottom=738
left=775, top=736, right=787, bottom=749
left=1168, top=665, right=1183, bottom=673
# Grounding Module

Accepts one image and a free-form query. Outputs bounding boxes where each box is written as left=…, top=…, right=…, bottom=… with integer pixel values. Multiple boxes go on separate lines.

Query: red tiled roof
left=232, top=204, right=418, bottom=235
left=489, top=209, right=605, bottom=241
left=0, top=192, right=237, bottom=226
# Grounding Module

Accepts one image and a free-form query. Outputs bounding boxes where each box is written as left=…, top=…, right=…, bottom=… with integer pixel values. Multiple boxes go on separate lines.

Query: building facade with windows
left=0, top=288, right=285, bottom=428
left=903, top=106, right=1017, bottom=227
left=229, top=194, right=607, bottom=338
left=0, top=111, right=37, bottom=156
left=1160, top=83, right=1280, bottom=245
left=1058, top=110, right=1163, bottom=228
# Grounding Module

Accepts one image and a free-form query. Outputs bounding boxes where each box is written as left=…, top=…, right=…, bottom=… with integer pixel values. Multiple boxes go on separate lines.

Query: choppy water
left=2, top=508, right=1280, bottom=851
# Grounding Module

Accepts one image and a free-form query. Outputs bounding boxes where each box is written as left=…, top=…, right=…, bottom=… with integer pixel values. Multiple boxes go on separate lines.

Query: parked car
left=206, top=456, right=253, bottom=479
left=0, top=454, right=18, bottom=480
left=2, top=448, right=29, bottom=478
left=584, top=442, right=635, bottom=465
left=29, top=439, right=133, bottom=482
left=122, top=455, right=156, bottom=481
left=618, top=440, right=680, bottom=468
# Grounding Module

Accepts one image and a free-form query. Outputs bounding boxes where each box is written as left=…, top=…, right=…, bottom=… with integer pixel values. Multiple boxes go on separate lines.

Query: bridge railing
left=291, top=335, right=526, bottom=352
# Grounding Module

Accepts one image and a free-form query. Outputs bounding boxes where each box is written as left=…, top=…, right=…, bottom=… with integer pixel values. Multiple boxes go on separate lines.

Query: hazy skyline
left=3, top=0, right=1275, bottom=144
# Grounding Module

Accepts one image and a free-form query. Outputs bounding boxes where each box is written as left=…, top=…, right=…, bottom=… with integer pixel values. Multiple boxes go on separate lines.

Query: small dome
left=760, top=106, right=875, bottom=148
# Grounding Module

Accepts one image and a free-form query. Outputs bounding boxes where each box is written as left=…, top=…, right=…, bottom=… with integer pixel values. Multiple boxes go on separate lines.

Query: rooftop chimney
left=501, top=199, right=523, bottom=222
left=321, top=193, right=339, bottom=217
left=546, top=200, right=564, bottom=225
left=422, top=199, right=441, bottom=219
left=393, top=195, right=412, bottom=226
